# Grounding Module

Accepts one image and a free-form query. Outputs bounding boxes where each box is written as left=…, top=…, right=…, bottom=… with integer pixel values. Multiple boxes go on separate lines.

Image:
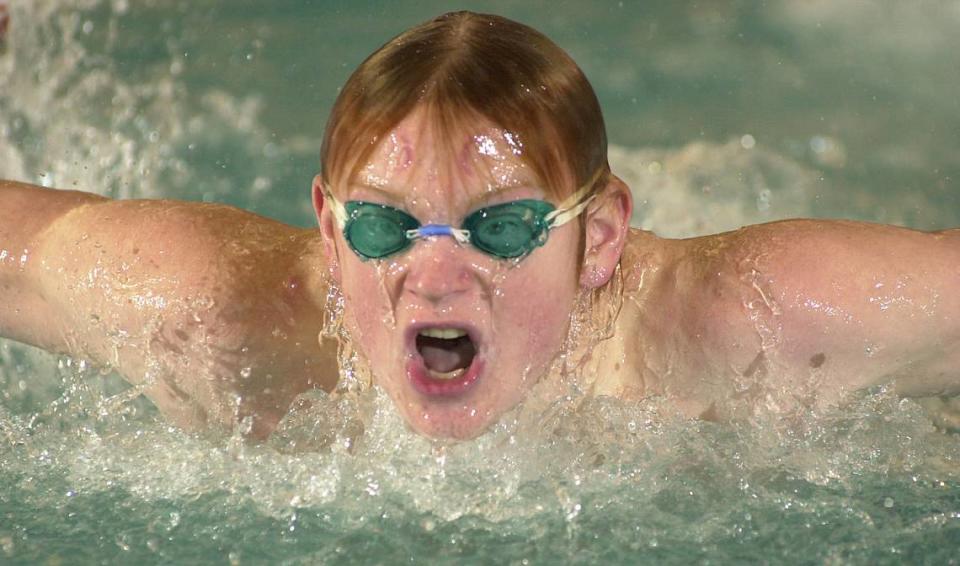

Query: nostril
left=410, top=270, right=469, bottom=302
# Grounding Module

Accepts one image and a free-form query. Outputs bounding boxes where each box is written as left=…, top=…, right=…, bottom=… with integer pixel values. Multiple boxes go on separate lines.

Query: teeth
left=418, top=327, right=467, bottom=340
left=427, top=368, right=466, bottom=380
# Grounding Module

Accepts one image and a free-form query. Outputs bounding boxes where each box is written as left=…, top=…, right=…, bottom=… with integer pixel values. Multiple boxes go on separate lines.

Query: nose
left=402, top=236, right=475, bottom=304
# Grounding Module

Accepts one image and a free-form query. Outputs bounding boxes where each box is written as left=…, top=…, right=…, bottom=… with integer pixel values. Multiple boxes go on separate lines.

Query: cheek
left=340, top=263, right=394, bottom=353
left=496, top=267, right=578, bottom=359
left=502, top=234, right=582, bottom=355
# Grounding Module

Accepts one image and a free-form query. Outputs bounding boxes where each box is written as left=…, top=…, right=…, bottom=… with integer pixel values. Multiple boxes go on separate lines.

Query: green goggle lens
left=462, top=199, right=555, bottom=258
left=343, top=201, right=419, bottom=259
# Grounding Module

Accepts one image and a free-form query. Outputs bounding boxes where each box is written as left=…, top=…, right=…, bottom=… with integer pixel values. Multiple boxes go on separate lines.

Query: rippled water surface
left=2, top=1, right=959, bottom=564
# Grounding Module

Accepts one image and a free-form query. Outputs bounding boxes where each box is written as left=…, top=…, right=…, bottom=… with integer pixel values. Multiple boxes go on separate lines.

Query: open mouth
left=407, top=326, right=483, bottom=396
left=416, top=328, right=477, bottom=379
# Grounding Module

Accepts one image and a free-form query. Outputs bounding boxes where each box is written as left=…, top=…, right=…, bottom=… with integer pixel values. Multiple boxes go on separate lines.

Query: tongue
left=418, top=336, right=474, bottom=374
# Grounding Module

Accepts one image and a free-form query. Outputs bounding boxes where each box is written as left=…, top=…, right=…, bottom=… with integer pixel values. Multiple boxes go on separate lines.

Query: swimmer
left=1, top=12, right=958, bottom=440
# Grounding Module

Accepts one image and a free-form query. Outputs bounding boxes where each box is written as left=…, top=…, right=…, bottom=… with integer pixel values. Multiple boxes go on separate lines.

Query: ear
left=580, top=174, right=632, bottom=289
left=312, top=174, right=342, bottom=283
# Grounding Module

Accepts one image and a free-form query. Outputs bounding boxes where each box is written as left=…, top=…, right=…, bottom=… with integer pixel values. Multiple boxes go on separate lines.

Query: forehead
left=352, top=110, right=540, bottom=198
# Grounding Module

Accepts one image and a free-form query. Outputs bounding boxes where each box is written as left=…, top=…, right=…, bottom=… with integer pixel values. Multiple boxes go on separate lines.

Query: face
left=318, top=109, right=584, bottom=439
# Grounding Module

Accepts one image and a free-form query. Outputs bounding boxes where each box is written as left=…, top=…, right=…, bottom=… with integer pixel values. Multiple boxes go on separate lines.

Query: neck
left=584, top=228, right=668, bottom=399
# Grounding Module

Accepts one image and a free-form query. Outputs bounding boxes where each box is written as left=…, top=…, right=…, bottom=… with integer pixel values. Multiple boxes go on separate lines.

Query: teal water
left=1, top=1, right=959, bottom=564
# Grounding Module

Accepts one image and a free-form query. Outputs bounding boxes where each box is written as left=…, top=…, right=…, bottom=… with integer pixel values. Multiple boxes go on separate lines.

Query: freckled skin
left=592, top=220, right=960, bottom=420
left=0, top=189, right=336, bottom=438
left=1, top=131, right=959, bottom=438
left=317, top=110, right=585, bottom=439
left=809, top=353, right=826, bottom=368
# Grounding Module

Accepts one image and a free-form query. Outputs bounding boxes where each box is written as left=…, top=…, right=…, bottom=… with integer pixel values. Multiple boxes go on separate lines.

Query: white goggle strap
left=544, top=170, right=604, bottom=228
left=450, top=228, right=472, bottom=244
left=325, top=191, right=349, bottom=229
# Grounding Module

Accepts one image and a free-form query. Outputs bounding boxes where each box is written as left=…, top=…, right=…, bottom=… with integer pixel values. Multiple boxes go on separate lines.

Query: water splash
left=2, top=2, right=960, bottom=563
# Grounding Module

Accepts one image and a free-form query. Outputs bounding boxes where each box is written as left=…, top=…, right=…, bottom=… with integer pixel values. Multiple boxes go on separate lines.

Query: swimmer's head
left=320, top=10, right=609, bottom=202
left=313, top=12, right=632, bottom=440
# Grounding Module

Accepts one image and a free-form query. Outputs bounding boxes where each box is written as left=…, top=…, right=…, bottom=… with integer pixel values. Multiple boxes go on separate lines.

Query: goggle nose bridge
left=406, top=224, right=472, bottom=244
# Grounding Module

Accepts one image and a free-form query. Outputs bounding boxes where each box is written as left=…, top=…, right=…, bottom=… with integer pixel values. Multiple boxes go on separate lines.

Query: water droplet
left=756, top=189, right=771, bottom=212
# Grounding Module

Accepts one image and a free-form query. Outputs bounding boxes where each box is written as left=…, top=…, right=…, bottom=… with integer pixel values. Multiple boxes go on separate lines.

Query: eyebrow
left=343, top=183, right=407, bottom=206
left=343, top=182, right=543, bottom=211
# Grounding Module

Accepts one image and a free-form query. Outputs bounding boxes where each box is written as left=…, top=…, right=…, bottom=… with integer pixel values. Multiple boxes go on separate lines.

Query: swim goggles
left=326, top=174, right=599, bottom=261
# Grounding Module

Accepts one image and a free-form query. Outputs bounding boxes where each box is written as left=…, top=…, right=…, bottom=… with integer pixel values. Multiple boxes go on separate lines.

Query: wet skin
left=0, top=193, right=336, bottom=438
left=1, top=125, right=959, bottom=439
left=312, top=110, right=626, bottom=439
left=597, top=222, right=960, bottom=420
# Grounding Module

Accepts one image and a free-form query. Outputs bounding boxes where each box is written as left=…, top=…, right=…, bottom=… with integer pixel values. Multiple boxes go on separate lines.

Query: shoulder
left=40, top=198, right=322, bottom=291
left=36, top=197, right=331, bottom=363
left=656, top=220, right=959, bottom=398
left=37, top=199, right=335, bottom=433
left=613, top=229, right=764, bottom=406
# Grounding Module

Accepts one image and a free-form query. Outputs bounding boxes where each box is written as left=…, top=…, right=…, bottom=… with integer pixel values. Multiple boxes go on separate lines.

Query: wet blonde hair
left=320, top=11, right=609, bottom=201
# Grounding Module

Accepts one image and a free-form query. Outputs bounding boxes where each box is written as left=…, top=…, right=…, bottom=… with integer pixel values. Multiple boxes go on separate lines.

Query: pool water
left=2, top=1, right=959, bottom=564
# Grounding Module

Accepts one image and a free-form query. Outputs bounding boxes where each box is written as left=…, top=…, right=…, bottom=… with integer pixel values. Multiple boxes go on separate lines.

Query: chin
left=405, top=409, right=498, bottom=440
left=390, top=385, right=509, bottom=440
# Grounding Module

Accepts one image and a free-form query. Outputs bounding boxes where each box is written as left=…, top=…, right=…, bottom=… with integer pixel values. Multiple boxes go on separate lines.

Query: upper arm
left=3, top=184, right=335, bottom=432
left=0, top=181, right=108, bottom=346
left=708, top=220, right=960, bottom=400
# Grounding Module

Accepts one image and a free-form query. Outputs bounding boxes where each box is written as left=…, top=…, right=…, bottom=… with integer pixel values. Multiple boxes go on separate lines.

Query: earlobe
left=579, top=175, right=632, bottom=289
left=312, top=174, right=342, bottom=282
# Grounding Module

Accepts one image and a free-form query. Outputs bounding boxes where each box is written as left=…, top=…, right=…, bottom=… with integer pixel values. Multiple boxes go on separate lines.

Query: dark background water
left=4, top=0, right=959, bottom=228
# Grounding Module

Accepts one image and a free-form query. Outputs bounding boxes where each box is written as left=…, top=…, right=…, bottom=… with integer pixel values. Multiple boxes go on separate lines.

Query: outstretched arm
left=669, top=219, right=960, bottom=408
left=0, top=180, right=336, bottom=436
left=0, top=180, right=107, bottom=347
left=753, top=220, right=959, bottom=399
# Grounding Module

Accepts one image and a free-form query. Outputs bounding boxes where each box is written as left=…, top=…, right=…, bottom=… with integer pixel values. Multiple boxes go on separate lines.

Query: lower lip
left=407, top=354, right=484, bottom=397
